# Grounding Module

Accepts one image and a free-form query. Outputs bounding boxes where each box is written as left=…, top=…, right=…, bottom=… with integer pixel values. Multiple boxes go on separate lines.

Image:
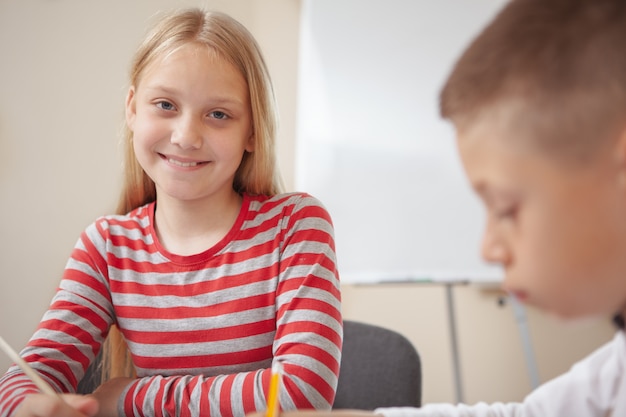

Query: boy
left=254, top=0, right=626, bottom=415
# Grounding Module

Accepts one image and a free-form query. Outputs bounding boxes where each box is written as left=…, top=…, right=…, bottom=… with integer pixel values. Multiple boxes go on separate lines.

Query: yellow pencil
left=266, top=361, right=283, bottom=417
left=0, top=336, right=59, bottom=397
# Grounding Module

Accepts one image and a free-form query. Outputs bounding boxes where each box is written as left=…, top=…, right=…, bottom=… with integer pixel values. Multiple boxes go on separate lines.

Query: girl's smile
left=159, top=153, right=209, bottom=169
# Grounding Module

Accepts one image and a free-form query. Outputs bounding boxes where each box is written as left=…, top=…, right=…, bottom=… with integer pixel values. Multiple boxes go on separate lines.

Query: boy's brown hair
left=440, top=0, right=626, bottom=162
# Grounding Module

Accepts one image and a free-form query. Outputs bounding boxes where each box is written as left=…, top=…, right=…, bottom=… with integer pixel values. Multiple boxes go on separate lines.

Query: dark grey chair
left=333, top=320, right=421, bottom=410
left=77, top=350, right=102, bottom=394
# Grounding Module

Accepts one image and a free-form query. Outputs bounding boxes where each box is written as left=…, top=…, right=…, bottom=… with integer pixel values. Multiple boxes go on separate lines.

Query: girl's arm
left=0, top=222, right=117, bottom=417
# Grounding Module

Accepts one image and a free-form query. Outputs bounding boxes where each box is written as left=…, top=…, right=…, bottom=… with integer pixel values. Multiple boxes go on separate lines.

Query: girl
left=0, top=8, right=342, bottom=417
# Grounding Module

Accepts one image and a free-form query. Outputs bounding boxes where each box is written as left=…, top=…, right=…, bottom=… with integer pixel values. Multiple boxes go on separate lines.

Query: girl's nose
left=171, top=115, right=203, bottom=150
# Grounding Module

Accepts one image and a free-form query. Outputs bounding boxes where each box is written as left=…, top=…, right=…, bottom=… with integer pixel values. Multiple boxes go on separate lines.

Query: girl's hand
left=90, top=377, right=134, bottom=417
left=15, top=393, right=99, bottom=417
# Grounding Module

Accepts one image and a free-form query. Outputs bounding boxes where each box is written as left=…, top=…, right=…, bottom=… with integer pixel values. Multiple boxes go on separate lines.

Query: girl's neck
left=153, top=190, right=244, bottom=256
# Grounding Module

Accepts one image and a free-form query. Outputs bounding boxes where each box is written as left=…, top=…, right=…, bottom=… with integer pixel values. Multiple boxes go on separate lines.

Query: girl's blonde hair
left=102, top=8, right=283, bottom=382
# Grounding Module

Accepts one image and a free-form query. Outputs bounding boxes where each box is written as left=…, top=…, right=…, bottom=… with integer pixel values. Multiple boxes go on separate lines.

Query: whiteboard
left=295, top=0, right=506, bottom=284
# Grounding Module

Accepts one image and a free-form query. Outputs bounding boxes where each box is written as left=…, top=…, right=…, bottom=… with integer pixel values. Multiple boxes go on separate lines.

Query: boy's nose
left=171, top=116, right=203, bottom=150
left=480, top=230, right=510, bottom=266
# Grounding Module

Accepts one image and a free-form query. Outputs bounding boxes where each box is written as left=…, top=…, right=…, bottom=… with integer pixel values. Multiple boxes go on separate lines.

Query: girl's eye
left=156, top=101, right=176, bottom=111
left=210, top=111, right=229, bottom=120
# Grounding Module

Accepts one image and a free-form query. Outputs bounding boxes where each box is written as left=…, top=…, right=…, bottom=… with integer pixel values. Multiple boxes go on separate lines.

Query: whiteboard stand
left=509, top=295, right=541, bottom=389
left=445, top=282, right=464, bottom=403
left=445, top=282, right=540, bottom=404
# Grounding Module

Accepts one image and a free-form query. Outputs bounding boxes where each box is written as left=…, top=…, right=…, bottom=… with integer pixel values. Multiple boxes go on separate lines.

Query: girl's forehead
left=163, top=42, right=218, bottom=63
left=154, top=43, right=223, bottom=73
left=137, top=42, right=244, bottom=87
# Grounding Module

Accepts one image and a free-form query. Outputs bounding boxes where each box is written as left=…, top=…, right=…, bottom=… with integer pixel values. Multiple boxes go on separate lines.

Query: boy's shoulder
left=520, top=330, right=626, bottom=415
left=571, top=330, right=626, bottom=371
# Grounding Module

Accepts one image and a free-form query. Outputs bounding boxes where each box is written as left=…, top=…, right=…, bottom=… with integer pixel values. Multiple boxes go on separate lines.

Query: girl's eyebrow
left=143, top=85, right=246, bottom=106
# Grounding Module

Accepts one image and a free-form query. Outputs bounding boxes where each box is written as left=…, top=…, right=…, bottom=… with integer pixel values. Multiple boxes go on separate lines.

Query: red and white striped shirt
left=0, top=192, right=342, bottom=417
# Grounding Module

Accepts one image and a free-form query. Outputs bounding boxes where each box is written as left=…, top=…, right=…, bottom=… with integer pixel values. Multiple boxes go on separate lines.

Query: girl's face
left=125, top=43, right=254, bottom=204
left=457, top=114, right=626, bottom=319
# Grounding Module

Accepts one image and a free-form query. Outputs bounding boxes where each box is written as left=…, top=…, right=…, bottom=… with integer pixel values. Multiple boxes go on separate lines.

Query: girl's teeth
left=168, top=158, right=199, bottom=167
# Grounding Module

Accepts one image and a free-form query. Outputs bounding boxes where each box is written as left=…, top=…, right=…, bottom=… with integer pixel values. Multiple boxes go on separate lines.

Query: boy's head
left=440, top=0, right=626, bottom=319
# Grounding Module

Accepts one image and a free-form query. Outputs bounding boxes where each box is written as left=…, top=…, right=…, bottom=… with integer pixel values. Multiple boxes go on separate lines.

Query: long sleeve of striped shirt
left=0, top=192, right=343, bottom=417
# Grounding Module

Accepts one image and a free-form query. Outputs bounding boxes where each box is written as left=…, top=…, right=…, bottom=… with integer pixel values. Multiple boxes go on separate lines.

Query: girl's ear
left=245, top=130, right=255, bottom=153
left=125, top=86, right=137, bottom=131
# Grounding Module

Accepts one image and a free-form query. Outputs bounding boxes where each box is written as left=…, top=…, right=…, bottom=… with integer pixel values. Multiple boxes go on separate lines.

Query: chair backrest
left=333, top=320, right=421, bottom=410
left=77, top=350, right=102, bottom=394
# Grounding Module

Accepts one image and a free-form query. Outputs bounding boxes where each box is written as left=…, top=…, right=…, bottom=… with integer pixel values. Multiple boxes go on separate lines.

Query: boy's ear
left=615, top=125, right=626, bottom=188
left=125, top=87, right=137, bottom=131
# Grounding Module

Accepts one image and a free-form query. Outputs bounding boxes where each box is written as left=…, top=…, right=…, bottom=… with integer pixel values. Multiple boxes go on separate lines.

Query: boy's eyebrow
left=472, top=182, right=499, bottom=202
left=473, top=182, right=489, bottom=196
left=474, top=182, right=521, bottom=204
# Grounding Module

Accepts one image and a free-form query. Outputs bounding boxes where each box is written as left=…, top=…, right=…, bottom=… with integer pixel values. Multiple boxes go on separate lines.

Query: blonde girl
left=0, top=9, right=342, bottom=417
